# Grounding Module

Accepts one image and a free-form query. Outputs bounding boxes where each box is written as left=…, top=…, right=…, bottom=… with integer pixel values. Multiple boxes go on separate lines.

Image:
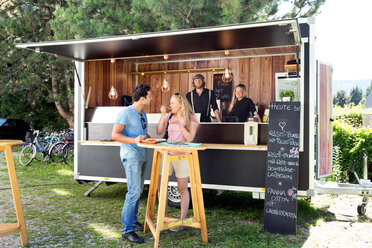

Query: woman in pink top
left=156, top=93, right=198, bottom=231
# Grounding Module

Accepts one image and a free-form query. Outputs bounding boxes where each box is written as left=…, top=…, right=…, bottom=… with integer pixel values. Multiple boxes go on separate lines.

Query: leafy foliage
left=332, top=105, right=372, bottom=183
left=281, top=0, right=326, bottom=19
left=330, top=146, right=348, bottom=182
left=333, top=105, right=363, bottom=127
left=0, top=0, right=73, bottom=129
left=279, top=90, right=295, bottom=100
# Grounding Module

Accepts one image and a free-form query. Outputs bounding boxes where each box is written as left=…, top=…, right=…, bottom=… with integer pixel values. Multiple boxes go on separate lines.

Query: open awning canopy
left=16, top=19, right=301, bottom=63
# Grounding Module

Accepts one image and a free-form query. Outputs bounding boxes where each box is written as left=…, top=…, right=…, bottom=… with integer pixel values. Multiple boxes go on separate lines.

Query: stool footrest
left=166, top=217, right=193, bottom=229
left=147, top=216, right=202, bottom=230
left=0, top=223, right=21, bottom=236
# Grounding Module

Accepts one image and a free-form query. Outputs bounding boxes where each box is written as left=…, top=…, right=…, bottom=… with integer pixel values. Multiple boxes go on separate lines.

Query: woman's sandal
left=170, top=226, right=186, bottom=232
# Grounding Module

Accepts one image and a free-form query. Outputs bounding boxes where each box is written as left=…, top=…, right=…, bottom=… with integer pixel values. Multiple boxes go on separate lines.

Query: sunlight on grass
left=51, top=188, right=72, bottom=196
left=88, top=223, right=121, bottom=239
left=56, top=168, right=74, bottom=176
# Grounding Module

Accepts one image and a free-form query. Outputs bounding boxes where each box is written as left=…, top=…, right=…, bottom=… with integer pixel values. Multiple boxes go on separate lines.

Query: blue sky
left=315, top=0, right=372, bottom=80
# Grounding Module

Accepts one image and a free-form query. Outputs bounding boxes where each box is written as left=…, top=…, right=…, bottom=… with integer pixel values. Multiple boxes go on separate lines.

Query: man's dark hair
left=132, top=84, right=151, bottom=102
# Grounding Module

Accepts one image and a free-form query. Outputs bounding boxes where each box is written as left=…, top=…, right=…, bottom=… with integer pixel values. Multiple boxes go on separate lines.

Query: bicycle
left=49, top=129, right=74, bottom=163
left=62, top=129, right=74, bottom=164
left=19, top=130, right=62, bottom=165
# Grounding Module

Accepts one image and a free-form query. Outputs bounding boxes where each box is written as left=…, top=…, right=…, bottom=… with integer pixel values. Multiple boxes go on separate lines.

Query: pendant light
left=108, top=59, right=119, bottom=99
left=222, top=50, right=233, bottom=83
left=161, top=55, right=170, bottom=92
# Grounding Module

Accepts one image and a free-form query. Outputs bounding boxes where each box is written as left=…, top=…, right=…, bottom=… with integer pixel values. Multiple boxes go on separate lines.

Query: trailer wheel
left=167, top=186, right=181, bottom=208
left=357, top=203, right=367, bottom=216
left=167, top=186, right=193, bottom=208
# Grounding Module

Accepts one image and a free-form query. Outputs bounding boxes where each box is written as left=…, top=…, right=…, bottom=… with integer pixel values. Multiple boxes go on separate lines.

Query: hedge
left=331, top=105, right=372, bottom=183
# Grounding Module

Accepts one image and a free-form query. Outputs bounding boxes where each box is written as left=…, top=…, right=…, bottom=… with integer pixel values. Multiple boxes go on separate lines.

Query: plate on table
left=140, top=138, right=166, bottom=144
left=169, top=141, right=185, bottom=145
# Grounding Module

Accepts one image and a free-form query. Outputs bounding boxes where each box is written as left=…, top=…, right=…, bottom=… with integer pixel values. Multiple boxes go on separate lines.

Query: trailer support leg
left=84, top=181, right=103, bottom=197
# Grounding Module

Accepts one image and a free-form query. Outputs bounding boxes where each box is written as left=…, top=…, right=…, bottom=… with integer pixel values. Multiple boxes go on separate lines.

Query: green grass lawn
left=0, top=149, right=333, bottom=247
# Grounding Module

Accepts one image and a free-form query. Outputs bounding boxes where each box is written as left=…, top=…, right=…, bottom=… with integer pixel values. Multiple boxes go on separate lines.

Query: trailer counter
left=79, top=141, right=268, bottom=151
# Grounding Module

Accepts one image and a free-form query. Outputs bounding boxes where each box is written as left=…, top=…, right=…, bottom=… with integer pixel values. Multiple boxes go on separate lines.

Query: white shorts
left=159, top=156, right=189, bottom=178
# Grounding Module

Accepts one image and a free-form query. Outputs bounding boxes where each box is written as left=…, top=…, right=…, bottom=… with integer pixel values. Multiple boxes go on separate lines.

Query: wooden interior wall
left=84, top=55, right=295, bottom=117
left=84, top=60, right=134, bottom=107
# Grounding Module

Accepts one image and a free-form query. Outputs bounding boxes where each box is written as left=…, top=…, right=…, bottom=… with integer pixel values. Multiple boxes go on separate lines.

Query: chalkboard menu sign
left=264, top=101, right=301, bottom=235
left=213, top=74, right=232, bottom=102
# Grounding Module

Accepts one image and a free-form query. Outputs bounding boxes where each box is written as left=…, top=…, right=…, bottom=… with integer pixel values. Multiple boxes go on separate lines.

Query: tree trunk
left=51, top=67, right=74, bottom=128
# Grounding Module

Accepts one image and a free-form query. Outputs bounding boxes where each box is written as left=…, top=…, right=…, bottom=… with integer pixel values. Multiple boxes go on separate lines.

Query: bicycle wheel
left=19, top=143, right=36, bottom=166
left=49, top=142, right=66, bottom=163
left=63, top=142, right=74, bottom=164
left=34, top=139, right=48, bottom=161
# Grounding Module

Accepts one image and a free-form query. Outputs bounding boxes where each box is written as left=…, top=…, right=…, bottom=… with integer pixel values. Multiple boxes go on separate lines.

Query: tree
left=0, top=0, right=73, bottom=129
left=333, top=90, right=349, bottom=107
left=50, top=0, right=326, bottom=37
left=281, top=0, right=326, bottom=19
left=349, top=85, right=363, bottom=106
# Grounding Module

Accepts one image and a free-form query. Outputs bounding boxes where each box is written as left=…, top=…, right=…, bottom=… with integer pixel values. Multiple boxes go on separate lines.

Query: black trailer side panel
left=78, top=145, right=126, bottom=178
left=78, top=145, right=309, bottom=190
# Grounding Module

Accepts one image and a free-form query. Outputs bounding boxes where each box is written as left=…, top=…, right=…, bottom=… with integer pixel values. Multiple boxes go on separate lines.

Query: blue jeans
left=121, top=160, right=147, bottom=234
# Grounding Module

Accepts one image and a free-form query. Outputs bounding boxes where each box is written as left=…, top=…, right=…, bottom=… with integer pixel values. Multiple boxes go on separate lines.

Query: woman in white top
left=156, top=93, right=198, bottom=230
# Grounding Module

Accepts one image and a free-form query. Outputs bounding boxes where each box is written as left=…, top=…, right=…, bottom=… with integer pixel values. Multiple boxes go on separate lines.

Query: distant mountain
left=333, top=79, right=372, bottom=95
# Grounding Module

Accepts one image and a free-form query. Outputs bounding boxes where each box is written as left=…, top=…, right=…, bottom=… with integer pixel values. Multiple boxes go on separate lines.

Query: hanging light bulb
left=161, top=55, right=170, bottom=92
left=222, top=69, right=233, bottom=83
left=162, top=78, right=170, bottom=92
left=108, top=58, right=118, bottom=100
left=161, top=72, right=170, bottom=92
left=108, top=86, right=118, bottom=99
left=222, top=50, right=233, bottom=83
left=224, top=67, right=230, bottom=78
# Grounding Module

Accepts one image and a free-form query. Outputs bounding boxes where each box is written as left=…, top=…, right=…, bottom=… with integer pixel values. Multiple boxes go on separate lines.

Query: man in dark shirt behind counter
left=186, top=74, right=222, bottom=122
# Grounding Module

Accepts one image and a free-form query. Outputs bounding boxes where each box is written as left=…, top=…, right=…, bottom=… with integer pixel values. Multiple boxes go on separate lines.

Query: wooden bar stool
left=0, top=140, right=29, bottom=247
left=138, top=142, right=208, bottom=248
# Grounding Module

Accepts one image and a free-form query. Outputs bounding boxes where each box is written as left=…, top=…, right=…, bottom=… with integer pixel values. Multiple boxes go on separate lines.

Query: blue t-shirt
left=115, top=106, right=148, bottom=162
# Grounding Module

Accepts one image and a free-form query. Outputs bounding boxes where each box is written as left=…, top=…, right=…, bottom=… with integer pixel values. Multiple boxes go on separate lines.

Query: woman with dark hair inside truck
left=156, top=93, right=198, bottom=231
left=227, top=84, right=261, bottom=122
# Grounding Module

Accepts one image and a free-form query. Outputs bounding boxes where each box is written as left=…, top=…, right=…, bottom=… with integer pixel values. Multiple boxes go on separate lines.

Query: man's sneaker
left=133, top=221, right=144, bottom=231
left=122, top=231, right=144, bottom=244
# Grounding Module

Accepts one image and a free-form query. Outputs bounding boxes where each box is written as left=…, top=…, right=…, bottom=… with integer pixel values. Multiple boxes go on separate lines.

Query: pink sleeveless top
left=164, top=113, right=198, bottom=155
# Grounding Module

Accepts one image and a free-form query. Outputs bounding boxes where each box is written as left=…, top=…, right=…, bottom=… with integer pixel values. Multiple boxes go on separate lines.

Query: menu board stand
left=263, top=101, right=301, bottom=235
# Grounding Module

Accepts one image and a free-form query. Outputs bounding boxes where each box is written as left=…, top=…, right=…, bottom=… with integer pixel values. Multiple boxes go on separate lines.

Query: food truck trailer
left=17, top=17, right=371, bottom=212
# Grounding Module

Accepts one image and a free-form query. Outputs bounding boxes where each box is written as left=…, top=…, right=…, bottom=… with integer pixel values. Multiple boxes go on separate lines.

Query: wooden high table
left=138, top=142, right=208, bottom=248
left=0, top=140, right=28, bottom=246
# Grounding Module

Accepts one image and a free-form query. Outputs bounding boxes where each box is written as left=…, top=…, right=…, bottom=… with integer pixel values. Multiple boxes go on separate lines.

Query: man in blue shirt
left=112, top=84, right=152, bottom=244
